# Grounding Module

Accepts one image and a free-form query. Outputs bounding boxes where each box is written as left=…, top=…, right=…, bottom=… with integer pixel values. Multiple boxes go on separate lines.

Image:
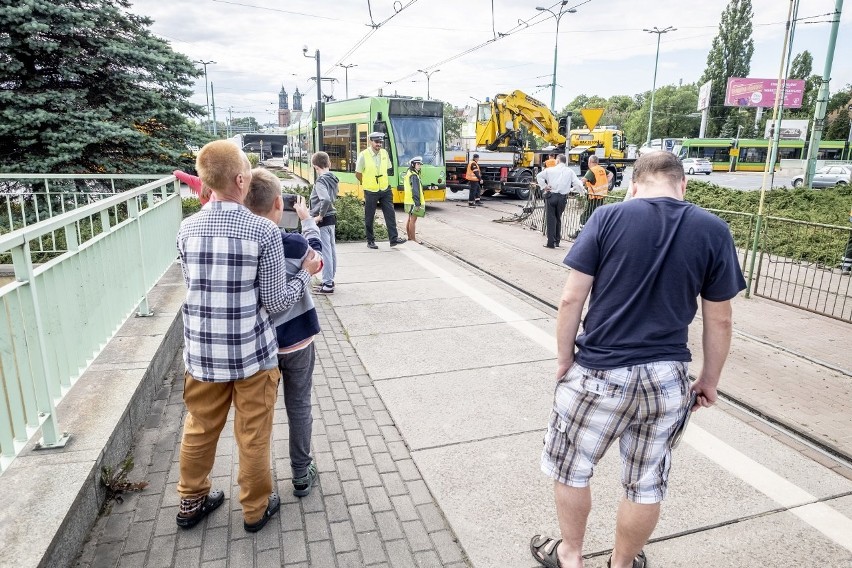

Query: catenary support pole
left=804, top=0, right=843, bottom=185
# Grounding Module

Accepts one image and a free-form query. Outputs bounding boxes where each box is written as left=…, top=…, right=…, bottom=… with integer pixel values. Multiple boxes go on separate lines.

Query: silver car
left=792, top=165, right=851, bottom=188
left=682, top=158, right=712, bottom=175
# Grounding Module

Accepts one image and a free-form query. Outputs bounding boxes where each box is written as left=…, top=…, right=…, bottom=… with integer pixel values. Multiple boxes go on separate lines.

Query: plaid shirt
left=177, top=201, right=310, bottom=382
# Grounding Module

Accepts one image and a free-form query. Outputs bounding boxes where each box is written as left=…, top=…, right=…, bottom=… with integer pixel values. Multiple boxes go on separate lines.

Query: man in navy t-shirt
left=531, top=152, right=745, bottom=568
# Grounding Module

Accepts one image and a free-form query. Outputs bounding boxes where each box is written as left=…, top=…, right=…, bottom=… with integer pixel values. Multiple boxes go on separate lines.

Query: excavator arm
left=476, top=90, right=566, bottom=151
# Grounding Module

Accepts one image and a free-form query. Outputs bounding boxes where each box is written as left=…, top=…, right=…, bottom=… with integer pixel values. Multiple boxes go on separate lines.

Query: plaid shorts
left=541, top=360, right=691, bottom=504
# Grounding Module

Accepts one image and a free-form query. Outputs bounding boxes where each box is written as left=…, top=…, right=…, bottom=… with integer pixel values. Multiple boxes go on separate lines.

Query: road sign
left=580, top=108, right=605, bottom=131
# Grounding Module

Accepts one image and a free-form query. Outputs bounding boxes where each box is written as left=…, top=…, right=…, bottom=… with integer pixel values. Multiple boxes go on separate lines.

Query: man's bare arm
left=555, top=269, right=594, bottom=381
left=692, top=298, right=733, bottom=410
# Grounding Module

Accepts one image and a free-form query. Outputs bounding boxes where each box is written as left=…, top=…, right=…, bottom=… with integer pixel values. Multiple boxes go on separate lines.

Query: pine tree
left=0, top=0, right=207, bottom=174
left=698, top=0, right=755, bottom=137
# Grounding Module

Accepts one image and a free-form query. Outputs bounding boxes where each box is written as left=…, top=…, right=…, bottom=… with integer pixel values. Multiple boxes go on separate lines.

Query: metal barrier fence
left=502, top=189, right=851, bottom=322
left=752, top=216, right=852, bottom=322
left=0, top=175, right=181, bottom=472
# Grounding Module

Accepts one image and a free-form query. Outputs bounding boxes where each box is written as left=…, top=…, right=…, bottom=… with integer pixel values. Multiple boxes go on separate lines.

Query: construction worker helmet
left=368, top=131, right=385, bottom=141
left=409, top=156, right=423, bottom=166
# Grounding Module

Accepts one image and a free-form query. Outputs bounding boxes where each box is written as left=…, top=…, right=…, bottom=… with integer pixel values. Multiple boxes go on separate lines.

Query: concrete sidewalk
left=76, top=297, right=468, bottom=568
left=322, top=241, right=852, bottom=567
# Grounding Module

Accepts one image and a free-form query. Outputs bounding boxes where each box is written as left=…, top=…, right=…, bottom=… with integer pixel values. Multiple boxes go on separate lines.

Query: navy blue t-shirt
left=564, top=197, right=746, bottom=370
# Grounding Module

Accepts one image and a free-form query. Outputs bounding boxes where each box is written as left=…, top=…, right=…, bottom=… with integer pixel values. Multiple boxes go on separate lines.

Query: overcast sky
left=128, top=0, right=852, bottom=122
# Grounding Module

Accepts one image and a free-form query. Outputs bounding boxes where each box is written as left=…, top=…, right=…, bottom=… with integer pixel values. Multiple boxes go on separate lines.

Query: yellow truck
left=446, top=90, right=631, bottom=199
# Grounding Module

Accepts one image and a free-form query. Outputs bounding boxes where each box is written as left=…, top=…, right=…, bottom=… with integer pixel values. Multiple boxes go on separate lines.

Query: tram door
left=357, top=124, right=368, bottom=155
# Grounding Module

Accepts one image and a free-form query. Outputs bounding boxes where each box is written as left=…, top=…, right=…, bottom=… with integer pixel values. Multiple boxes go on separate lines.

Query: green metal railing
left=0, top=175, right=181, bottom=472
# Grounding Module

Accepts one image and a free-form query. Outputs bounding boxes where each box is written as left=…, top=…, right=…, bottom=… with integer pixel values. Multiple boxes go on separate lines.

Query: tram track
left=420, top=206, right=852, bottom=471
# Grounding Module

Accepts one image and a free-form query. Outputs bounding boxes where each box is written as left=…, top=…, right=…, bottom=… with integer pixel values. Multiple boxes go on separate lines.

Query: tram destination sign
left=724, top=77, right=805, bottom=108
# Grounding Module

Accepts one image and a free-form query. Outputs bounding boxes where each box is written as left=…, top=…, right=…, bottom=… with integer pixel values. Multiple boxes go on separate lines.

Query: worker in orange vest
left=466, top=153, right=483, bottom=207
left=571, top=155, right=613, bottom=239
left=544, top=154, right=557, bottom=168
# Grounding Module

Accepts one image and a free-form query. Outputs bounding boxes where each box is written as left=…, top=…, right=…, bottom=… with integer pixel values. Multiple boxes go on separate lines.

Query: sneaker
left=292, top=462, right=318, bottom=497
left=367, top=241, right=378, bottom=249
left=389, top=237, right=407, bottom=247
left=313, top=284, right=334, bottom=294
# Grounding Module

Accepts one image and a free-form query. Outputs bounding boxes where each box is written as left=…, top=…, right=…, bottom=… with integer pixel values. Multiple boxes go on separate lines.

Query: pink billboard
left=724, top=77, right=805, bottom=108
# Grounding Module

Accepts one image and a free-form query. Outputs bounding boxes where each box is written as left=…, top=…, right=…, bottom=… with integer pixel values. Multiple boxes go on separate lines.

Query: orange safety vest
left=465, top=161, right=481, bottom=182
left=585, top=165, right=609, bottom=199
left=544, top=158, right=557, bottom=168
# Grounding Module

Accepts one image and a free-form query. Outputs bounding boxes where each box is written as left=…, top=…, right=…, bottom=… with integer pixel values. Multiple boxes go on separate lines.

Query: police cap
left=409, top=156, right=423, bottom=165
left=368, top=131, right=385, bottom=140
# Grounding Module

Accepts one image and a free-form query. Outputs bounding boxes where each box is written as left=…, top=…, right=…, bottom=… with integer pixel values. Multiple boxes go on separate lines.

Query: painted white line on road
left=686, top=425, right=852, bottom=552
left=401, top=249, right=556, bottom=355
left=402, top=245, right=852, bottom=552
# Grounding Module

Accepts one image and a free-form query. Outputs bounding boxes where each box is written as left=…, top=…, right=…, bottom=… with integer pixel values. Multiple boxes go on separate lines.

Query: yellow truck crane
left=446, top=90, right=630, bottom=199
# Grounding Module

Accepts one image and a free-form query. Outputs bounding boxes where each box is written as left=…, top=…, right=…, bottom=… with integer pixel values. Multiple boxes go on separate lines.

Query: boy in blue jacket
left=246, top=168, right=323, bottom=497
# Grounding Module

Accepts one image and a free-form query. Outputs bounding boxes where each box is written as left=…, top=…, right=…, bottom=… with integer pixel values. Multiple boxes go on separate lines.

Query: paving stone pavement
left=75, top=297, right=470, bottom=568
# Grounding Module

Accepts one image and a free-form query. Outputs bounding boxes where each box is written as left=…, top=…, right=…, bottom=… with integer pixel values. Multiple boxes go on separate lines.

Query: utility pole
left=417, top=69, right=440, bottom=100
left=303, top=47, right=323, bottom=152
left=643, top=26, right=676, bottom=146
left=194, top=59, right=216, bottom=134
left=210, top=83, right=218, bottom=136
left=227, top=107, right=233, bottom=138
left=338, top=63, right=357, bottom=99
left=804, top=0, right=843, bottom=185
left=536, top=3, right=578, bottom=112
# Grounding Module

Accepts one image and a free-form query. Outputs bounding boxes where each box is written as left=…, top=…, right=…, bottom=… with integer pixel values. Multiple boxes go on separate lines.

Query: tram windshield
left=389, top=116, right=444, bottom=167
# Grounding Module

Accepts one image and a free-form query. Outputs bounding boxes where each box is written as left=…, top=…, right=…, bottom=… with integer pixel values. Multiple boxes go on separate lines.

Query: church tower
left=293, top=88, right=303, bottom=112
left=277, top=85, right=291, bottom=127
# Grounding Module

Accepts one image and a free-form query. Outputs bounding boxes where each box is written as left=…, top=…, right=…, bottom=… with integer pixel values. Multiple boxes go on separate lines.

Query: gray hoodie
left=310, top=172, right=338, bottom=226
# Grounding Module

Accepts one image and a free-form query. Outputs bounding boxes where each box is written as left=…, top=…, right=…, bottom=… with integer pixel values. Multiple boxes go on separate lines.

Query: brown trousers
left=177, top=367, right=280, bottom=523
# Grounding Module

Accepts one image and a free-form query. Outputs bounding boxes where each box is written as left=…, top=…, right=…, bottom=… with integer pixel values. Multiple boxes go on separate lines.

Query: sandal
left=175, top=489, right=224, bottom=529
left=530, top=535, right=562, bottom=568
left=243, top=492, right=281, bottom=533
left=606, top=550, right=648, bottom=568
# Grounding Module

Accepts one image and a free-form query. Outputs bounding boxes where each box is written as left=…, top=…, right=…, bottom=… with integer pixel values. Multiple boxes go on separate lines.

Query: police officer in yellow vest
left=355, top=132, right=406, bottom=249
left=572, top=155, right=613, bottom=239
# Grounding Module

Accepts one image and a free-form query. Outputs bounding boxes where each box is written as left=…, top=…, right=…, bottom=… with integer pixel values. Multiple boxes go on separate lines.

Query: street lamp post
left=194, top=59, right=216, bottom=134
left=303, top=47, right=323, bottom=152
left=416, top=69, right=440, bottom=100
left=643, top=26, right=676, bottom=147
left=536, top=3, right=577, bottom=112
left=338, top=63, right=357, bottom=99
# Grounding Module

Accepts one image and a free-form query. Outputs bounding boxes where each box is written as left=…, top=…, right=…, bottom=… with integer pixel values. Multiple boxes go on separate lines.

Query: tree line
left=2, top=0, right=850, bottom=175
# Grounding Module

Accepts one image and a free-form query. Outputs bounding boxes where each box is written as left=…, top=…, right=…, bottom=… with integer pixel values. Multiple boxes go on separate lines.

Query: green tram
left=284, top=97, right=446, bottom=204
left=679, top=138, right=848, bottom=172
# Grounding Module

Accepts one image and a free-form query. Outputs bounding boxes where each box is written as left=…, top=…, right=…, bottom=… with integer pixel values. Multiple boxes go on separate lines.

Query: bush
left=246, top=153, right=260, bottom=168
left=182, top=197, right=201, bottom=218
left=285, top=184, right=388, bottom=242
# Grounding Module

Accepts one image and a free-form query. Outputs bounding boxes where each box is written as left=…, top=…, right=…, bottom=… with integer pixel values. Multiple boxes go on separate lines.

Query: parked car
left=682, top=158, right=713, bottom=175
left=791, top=165, right=851, bottom=188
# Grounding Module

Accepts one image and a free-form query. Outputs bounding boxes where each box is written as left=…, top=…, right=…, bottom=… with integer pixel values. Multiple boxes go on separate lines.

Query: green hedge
left=181, top=185, right=389, bottom=242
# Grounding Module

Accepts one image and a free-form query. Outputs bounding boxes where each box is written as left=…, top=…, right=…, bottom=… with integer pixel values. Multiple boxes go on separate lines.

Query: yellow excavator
left=446, top=90, right=630, bottom=199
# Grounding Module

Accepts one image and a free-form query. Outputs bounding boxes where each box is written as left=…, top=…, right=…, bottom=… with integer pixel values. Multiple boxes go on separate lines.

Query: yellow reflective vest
left=360, top=148, right=391, bottom=191
left=403, top=170, right=422, bottom=206
left=585, top=165, right=609, bottom=199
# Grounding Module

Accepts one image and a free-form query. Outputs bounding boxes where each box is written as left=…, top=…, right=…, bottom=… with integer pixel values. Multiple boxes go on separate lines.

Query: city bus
left=679, top=138, right=848, bottom=171
left=284, top=97, right=446, bottom=203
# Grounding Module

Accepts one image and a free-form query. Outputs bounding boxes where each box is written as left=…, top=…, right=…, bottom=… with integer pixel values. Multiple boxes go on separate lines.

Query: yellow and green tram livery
left=284, top=97, right=446, bottom=204
left=679, top=138, right=848, bottom=172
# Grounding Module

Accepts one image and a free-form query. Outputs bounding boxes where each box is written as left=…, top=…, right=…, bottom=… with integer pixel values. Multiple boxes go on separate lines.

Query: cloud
left=127, top=0, right=851, bottom=114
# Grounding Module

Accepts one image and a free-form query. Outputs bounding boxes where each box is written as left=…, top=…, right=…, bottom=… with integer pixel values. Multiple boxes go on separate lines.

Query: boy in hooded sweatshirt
left=245, top=168, right=324, bottom=498
left=310, top=152, right=339, bottom=294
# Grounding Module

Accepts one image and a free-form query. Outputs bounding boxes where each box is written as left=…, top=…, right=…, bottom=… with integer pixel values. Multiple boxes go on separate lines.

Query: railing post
left=128, top=196, right=153, bottom=317
left=745, top=213, right=763, bottom=299
left=10, top=243, right=69, bottom=450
